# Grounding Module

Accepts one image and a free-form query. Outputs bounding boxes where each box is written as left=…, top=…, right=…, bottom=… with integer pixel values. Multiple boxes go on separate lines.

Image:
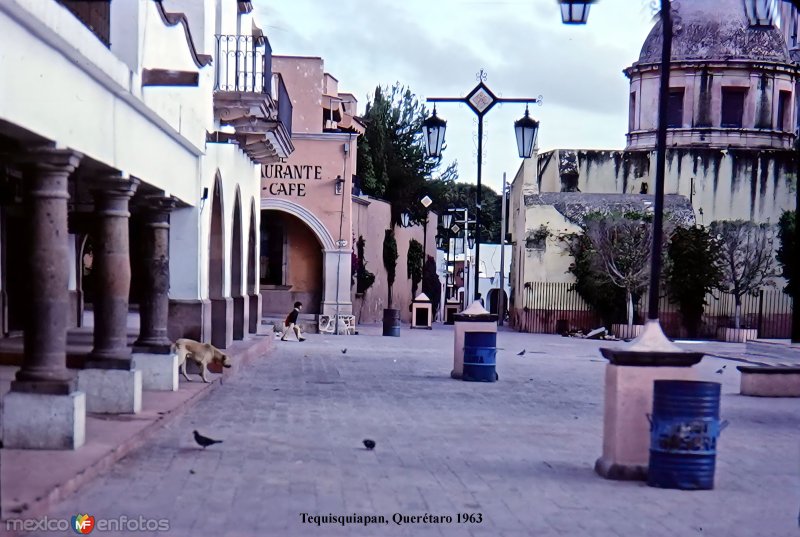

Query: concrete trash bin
left=444, top=300, right=460, bottom=325
left=411, top=293, right=433, bottom=329
left=452, top=301, right=498, bottom=380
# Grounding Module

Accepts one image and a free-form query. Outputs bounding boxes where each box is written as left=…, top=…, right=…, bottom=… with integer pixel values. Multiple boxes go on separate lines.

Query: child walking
left=281, top=301, right=306, bottom=342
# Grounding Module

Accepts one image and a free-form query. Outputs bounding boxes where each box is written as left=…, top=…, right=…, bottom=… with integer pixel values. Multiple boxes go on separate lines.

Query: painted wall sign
left=266, top=182, right=306, bottom=196
left=262, top=163, right=325, bottom=197
left=263, top=164, right=323, bottom=180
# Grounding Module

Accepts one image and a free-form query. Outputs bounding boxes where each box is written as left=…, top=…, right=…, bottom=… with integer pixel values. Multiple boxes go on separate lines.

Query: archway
left=260, top=210, right=323, bottom=315
left=231, top=190, right=245, bottom=340
left=208, top=174, right=229, bottom=348
left=246, top=198, right=259, bottom=333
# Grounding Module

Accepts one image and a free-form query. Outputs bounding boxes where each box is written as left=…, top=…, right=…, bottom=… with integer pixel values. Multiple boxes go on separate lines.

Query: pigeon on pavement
left=362, top=439, right=376, bottom=450
left=715, top=365, right=727, bottom=374
left=517, top=350, right=526, bottom=356
left=193, top=430, right=223, bottom=449
left=341, top=348, right=347, bottom=354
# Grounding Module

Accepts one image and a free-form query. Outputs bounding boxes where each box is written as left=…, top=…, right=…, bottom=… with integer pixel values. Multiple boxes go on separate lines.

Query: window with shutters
left=721, top=88, right=747, bottom=128
left=667, top=88, right=684, bottom=128
left=777, top=90, right=791, bottom=131
left=56, top=0, right=111, bottom=47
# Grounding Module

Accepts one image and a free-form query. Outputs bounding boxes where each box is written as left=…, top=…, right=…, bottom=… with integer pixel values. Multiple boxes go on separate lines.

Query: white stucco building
left=0, top=0, right=290, bottom=449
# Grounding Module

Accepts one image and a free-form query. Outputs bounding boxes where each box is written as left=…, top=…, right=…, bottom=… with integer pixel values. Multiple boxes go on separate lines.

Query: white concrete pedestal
left=133, top=353, right=178, bottom=391
left=1, top=391, right=86, bottom=449
left=78, top=369, right=142, bottom=414
left=595, top=364, right=698, bottom=480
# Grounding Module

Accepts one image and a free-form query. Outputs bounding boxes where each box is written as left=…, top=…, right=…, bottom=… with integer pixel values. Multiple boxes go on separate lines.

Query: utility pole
left=499, top=172, right=507, bottom=326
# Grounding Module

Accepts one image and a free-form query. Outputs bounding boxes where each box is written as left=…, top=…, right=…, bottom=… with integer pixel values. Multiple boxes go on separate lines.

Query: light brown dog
left=172, top=338, right=232, bottom=383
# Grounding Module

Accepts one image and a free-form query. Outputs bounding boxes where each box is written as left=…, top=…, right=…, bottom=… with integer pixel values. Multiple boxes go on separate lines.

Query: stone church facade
left=510, top=0, right=799, bottom=330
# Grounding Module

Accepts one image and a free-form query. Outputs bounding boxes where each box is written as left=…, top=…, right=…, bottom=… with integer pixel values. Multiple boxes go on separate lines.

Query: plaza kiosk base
left=595, top=321, right=703, bottom=481
left=452, top=302, right=498, bottom=381
left=444, top=300, right=460, bottom=325
left=410, top=293, right=433, bottom=329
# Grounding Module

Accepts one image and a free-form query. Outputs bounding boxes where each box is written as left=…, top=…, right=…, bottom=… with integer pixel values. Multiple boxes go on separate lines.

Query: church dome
left=637, top=0, right=791, bottom=64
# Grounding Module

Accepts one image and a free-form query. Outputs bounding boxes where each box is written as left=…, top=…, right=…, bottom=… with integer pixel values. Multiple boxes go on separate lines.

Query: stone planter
left=717, top=327, right=758, bottom=343
left=612, top=324, right=644, bottom=340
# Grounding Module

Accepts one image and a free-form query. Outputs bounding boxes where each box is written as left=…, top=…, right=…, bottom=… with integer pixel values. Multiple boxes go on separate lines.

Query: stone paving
left=12, top=325, right=800, bottom=537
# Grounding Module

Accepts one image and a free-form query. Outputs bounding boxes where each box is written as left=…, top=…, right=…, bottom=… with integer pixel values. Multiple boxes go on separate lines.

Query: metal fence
left=516, top=282, right=794, bottom=339
left=214, top=34, right=273, bottom=94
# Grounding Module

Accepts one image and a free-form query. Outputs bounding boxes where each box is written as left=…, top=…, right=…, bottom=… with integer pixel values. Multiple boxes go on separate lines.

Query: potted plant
left=382, top=229, right=400, bottom=336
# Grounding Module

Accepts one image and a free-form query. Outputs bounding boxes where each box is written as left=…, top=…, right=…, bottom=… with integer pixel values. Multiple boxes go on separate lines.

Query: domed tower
left=625, top=0, right=800, bottom=150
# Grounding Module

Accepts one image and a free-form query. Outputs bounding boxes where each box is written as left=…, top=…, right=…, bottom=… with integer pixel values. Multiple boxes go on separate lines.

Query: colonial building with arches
left=0, top=0, right=291, bottom=449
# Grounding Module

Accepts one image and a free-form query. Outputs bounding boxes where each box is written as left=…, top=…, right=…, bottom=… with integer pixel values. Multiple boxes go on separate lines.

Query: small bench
left=737, top=366, right=800, bottom=397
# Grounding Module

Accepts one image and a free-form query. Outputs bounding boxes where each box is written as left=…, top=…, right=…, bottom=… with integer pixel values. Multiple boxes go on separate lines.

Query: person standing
left=281, top=301, right=306, bottom=342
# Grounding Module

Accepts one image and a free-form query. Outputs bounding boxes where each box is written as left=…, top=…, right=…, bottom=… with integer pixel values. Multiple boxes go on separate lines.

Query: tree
left=710, top=220, right=780, bottom=330
left=777, top=210, right=796, bottom=296
left=421, top=255, right=442, bottom=318
left=358, top=84, right=453, bottom=225
left=407, top=239, right=424, bottom=298
left=561, top=231, right=627, bottom=328
left=424, top=181, right=503, bottom=243
left=383, top=229, right=398, bottom=308
left=666, top=226, right=724, bottom=338
left=584, top=212, right=656, bottom=328
left=354, top=236, right=375, bottom=295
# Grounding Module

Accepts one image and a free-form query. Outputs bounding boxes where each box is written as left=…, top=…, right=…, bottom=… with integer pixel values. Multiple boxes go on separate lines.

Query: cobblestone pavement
left=18, top=326, right=800, bottom=537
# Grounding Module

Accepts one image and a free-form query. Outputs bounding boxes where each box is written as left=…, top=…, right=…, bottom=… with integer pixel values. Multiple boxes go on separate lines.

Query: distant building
left=509, top=0, right=798, bottom=332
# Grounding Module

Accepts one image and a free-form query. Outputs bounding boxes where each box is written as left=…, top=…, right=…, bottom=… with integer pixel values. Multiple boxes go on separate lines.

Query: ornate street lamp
left=514, top=107, right=540, bottom=159
left=559, top=0, right=594, bottom=24
left=744, top=0, right=779, bottom=26
left=424, top=71, right=541, bottom=302
left=421, top=106, right=447, bottom=158
left=435, top=234, right=444, bottom=249
left=442, top=211, right=454, bottom=230
left=467, top=232, right=476, bottom=250
left=400, top=211, right=411, bottom=228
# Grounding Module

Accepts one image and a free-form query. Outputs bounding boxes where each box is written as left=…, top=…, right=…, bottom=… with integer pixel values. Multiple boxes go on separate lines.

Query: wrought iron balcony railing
left=273, top=73, right=293, bottom=136
left=214, top=34, right=273, bottom=94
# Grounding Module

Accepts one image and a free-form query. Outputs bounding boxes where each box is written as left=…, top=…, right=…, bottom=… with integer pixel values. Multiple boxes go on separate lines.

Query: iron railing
left=273, top=73, right=293, bottom=135
left=515, top=282, right=794, bottom=339
left=214, top=34, right=272, bottom=94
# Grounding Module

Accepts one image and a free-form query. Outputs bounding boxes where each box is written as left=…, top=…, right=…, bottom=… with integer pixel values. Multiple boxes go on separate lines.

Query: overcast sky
left=255, top=0, right=657, bottom=193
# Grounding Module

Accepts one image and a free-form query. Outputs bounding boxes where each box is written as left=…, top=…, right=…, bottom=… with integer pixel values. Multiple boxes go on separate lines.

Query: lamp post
left=422, top=71, right=541, bottom=303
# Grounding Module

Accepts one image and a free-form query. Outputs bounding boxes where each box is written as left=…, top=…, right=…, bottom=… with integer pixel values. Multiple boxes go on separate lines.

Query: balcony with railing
left=212, top=34, right=293, bottom=162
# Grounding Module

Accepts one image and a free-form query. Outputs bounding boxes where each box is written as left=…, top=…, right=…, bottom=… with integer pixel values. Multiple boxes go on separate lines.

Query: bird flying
left=362, top=439, right=376, bottom=450
left=193, top=430, right=223, bottom=449
left=517, top=350, right=526, bottom=356
left=715, top=365, right=727, bottom=374
left=341, top=349, right=347, bottom=354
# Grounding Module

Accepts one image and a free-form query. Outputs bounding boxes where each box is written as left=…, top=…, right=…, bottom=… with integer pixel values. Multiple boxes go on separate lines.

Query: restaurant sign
left=262, top=163, right=324, bottom=197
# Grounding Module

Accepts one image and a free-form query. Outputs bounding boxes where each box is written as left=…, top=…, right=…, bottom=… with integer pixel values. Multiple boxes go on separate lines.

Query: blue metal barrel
left=647, top=380, right=724, bottom=490
left=463, top=332, right=497, bottom=382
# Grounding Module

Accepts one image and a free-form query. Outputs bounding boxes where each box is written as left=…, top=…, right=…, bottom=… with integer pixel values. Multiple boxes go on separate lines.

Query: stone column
left=3, top=147, right=86, bottom=449
left=78, top=175, right=142, bottom=413
left=132, top=196, right=179, bottom=391
left=12, top=149, right=81, bottom=394
left=134, top=196, right=175, bottom=351
left=248, top=292, right=262, bottom=334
